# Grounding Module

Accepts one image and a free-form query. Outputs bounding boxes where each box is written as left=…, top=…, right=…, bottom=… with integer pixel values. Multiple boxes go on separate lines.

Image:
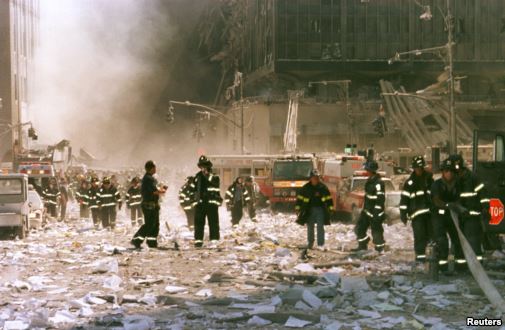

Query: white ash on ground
left=0, top=188, right=504, bottom=330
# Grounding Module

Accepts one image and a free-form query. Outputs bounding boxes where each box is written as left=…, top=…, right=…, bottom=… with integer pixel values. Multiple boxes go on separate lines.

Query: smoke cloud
left=31, top=0, right=175, bottom=164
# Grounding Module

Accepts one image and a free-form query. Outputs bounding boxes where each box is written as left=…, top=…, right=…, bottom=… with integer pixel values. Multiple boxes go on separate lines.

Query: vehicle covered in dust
left=0, top=174, right=30, bottom=238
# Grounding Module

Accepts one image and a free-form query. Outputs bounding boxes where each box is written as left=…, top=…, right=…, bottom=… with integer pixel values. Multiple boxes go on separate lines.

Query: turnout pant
left=231, top=202, right=243, bottom=226
left=307, top=206, right=325, bottom=248
left=60, top=202, right=67, bottom=221
left=90, top=208, right=100, bottom=227
left=412, top=213, right=433, bottom=262
left=247, top=203, right=257, bottom=222
left=101, top=206, right=116, bottom=229
left=184, top=209, right=195, bottom=228
left=433, top=212, right=464, bottom=268
left=355, top=211, right=385, bottom=250
left=80, top=205, right=90, bottom=219
left=194, top=203, right=220, bottom=245
left=130, top=205, right=143, bottom=226
left=46, top=203, right=57, bottom=217
left=132, top=205, right=160, bottom=247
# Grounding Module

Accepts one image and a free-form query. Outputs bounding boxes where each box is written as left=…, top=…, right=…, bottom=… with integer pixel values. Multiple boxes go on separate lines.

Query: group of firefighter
left=69, top=175, right=143, bottom=229
left=40, top=152, right=496, bottom=272
left=295, top=153, right=494, bottom=272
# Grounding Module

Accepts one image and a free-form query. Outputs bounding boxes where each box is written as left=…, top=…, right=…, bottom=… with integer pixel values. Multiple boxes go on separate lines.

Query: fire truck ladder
left=283, top=90, right=304, bottom=154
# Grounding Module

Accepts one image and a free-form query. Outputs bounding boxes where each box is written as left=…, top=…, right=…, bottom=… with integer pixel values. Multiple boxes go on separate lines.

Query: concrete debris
left=195, top=289, right=213, bottom=297
left=103, top=274, right=123, bottom=291
left=301, top=290, right=323, bottom=309
left=91, top=257, right=119, bottom=274
left=340, top=276, right=370, bottom=293
left=421, top=284, right=459, bottom=295
left=247, top=315, right=272, bottom=326
left=3, top=320, right=30, bottom=330
left=274, top=247, right=291, bottom=257
left=122, top=315, right=155, bottom=330
left=357, top=309, right=381, bottom=319
left=293, top=263, right=316, bottom=273
left=285, top=316, right=312, bottom=328
left=165, top=285, right=188, bottom=294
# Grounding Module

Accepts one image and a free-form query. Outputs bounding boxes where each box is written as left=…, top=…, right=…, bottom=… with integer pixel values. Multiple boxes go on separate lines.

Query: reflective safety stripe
left=399, top=205, right=408, bottom=210
left=476, top=256, right=483, bottom=261
left=295, top=205, right=300, bottom=210
left=378, top=212, right=385, bottom=217
left=146, top=237, right=157, bottom=241
left=366, top=195, right=378, bottom=200
left=411, top=208, right=430, bottom=219
left=303, top=198, right=310, bottom=203
left=416, top=254, right=426, bottom=259
left=179, top=193, right=187, bottom=198
left=364, top=210, right=373, bottom=218
left=375, top=243, right=385, bottom=248
left=480, top=198, right=490, bottom=203
left=134, top=236, right=145, bottom=240
left=130, top=202, right=141, bottom=206
left=297, top=195, right=304, bottom=200
left=376, top=184, right=381, bottom=191
left=190, top=183, right=195, bottom=188
left=329, top=206, right=334, bottom=211
left=456, top=259, right=467, bottom=264
left=469, top=211, right=481, bottom=216
left=415, top=190, right=425, bottom=196
left=474, top=183, right=484, bottom=192
left=376, top=191, right=385, bottom=195
left=426, top=190, right=431, bottom=195
left=194, top=240, right=203, bottom=243
left=407, top=180, right=413, bottom=185
left=183, top=206, right=192, bottom=210
left=100, top=194, right=113, bottom=198
left=45, top=201, right=58, bottom=205
left=401, top=191, right=411, bottom=197
left=245, top=197, right=251, bottom=201
left=374, top=205, right=382, bottom=210
left=460, top=192, right=477, bottom=198
left=439, top=260, right=448, bottom=265
left=438, top=209, right=446, bottom=215
left=208, top=187, right=220, bottom=192
left=358, top=235, right=369, bottom=242
left=226, top=191, right=233, bottom=197
left=209, top=200, right=221, bottom=205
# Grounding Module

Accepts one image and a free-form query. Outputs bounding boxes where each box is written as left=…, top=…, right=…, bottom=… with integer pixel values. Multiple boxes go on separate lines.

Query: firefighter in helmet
left=400, top=156, right=434, bottom=263
left=431, top=158, right=464, bottom=271
left=75, top=179, right=91, bottom=219
left=43, top=178, right=60, bottom=219
left=98, top=177, right=121, bottom=229
left=450, top=154, right=489, bottom=266
left=225, top=177, right=251, bottom=227
left=126, top=177, right=143, bottom=227
left=295, top=169, right=334, bottom=250
left=187, top=155, right=223, bottom=248
left=354, top=160, right=386, bottom=252
left=179, top=176, right=195, bottom=229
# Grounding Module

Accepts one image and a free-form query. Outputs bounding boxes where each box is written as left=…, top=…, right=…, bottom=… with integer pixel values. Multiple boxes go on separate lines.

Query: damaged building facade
left=0, top=0, right=39, bottom=165
left=198, top=0, right=505, bottom=155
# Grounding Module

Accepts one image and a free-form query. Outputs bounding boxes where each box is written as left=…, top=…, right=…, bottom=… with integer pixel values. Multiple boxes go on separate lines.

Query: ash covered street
left=0, top=184, right=504, bottom=329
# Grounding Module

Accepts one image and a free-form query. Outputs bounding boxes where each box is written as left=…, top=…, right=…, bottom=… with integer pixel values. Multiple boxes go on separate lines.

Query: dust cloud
left=31, top=0, right=176, bottom=165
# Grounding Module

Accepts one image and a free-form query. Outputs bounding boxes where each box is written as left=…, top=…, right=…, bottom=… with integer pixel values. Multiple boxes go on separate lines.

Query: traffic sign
left=489, top=198, right=504, bottom=225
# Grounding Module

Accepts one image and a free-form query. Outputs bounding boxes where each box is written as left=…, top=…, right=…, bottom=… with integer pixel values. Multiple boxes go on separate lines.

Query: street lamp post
left=388, top=0, right=457, bottom=153
left=168, top=100, right=245, bottom=152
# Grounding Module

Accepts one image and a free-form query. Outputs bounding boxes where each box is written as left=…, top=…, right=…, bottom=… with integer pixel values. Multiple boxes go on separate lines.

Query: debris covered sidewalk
left=0, top=199, right=504, bottom=330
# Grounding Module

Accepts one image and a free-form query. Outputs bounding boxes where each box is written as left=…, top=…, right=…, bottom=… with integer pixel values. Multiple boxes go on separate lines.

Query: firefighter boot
left=352, top=236, right=370, bottom=252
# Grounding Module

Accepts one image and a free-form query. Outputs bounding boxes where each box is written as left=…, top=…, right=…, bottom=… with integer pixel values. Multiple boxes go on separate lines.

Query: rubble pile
left=0, top=191, right=504, bottom=329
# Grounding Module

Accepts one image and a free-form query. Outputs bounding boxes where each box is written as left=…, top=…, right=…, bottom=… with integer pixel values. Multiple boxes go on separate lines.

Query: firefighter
left=179, top=176, right=195, bottom=229
left=295, top=169, right=333, bottom=250
left=431, top=158, right=464, bottom=271
left=244, top=176, right=257, bottom=222
left=88, top=178, right=101, bottom=228
left=98, top=177, right=121, bottom=229
left=354, top=160, right=386, bottom=252
left=400, top=156, right=434, bottom=263
left=59, top=177, right=69, bottom=222
left=75, top=180, right=91, bottom=219
left=225, top=177, right=251, bottom=227
left=450, top=154, right=489, bottom=265
left=131, top=160, right=167, bottom=249
left=43, top=179, right=60, bottom=218
left=188, top=155, right=223, bottom=248
left=126, top=177, right=143, bottom=227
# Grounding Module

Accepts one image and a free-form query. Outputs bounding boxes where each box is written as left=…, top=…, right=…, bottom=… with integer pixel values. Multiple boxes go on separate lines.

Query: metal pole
left=240, top=74, right=244, bottom=155
left=447, top=0, right=456, bottom=154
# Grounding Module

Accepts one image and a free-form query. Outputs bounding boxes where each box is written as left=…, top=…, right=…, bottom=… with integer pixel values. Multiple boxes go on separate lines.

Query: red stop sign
left=489, top=198, right=504, bottom=225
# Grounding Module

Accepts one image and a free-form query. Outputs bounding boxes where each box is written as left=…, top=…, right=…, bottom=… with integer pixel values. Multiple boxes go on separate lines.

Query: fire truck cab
left=472, top=130, right=505, bottom=234
left=270, top=155, right=316, bottom=209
